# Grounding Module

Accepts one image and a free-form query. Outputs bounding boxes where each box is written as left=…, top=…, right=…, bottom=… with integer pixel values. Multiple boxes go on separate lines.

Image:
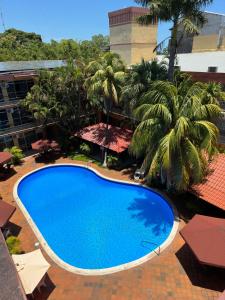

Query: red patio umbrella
left=0, top=152, right=12, bottom=166
left=31, top=139, right=60, bottom=153
left=180, top=214, right=225, bottom=268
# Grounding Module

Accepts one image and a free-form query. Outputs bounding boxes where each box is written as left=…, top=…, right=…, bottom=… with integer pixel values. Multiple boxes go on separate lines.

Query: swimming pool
left=14, top=164, right=178, bottom=275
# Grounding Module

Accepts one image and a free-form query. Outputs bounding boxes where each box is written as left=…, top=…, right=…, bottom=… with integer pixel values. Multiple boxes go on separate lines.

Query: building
left=177, top=12, right=225, bottom=54
left=0, top=60, right=66, bottom=152
left=158, top=51, right=225, bottom=76
left=108, top=7, right=158, bottom=65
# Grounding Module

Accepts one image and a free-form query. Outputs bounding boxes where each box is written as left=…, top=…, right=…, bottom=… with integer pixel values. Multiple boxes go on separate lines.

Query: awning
left=0, top=200, right=16, bottom=228
left=0, top=152, right=12, bottom=166
left=74, top=123, right=133, bottom=153
left=31, top=139, right=60, bottom=152
left=12, top=249, right=50, bottom=295
left=180, top=214, right=225, bottom=268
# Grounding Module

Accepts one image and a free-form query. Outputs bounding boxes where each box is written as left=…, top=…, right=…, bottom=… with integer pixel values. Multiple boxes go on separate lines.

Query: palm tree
left=85, top=52, right=126, bottom=165
left=135, top=0, right=213, bottom=81
left=55, top=59, right=85, bottom=132
left=22, top=70, right=58, bottom=137
left=122, top=58, right=167, bottom=112
left=130, top=78, right=222, bottom=191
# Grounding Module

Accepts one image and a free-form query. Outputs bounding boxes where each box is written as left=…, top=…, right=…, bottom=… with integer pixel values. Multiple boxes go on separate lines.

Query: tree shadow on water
left=127, top=196, right=173, bottom=236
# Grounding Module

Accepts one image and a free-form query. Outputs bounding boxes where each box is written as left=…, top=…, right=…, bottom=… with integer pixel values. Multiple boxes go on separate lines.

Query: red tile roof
left=74, top=123, right=133, bottom=153
left=192, top=154, right=225, bottom=210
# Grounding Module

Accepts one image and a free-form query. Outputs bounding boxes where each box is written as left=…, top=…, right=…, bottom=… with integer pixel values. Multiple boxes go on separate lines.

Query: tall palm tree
left=55, top=59, right=85, bottom=132
left=122, top=58, right=167, bottom=111
left=85, top=52, right=126, bottom=165
left=135, top=0, right=213, bottom=81
left=130, top=79, right=222, bottom=191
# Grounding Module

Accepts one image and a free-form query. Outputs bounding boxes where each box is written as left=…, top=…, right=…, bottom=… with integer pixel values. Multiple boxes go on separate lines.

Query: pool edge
left=13, top=163, right=180, bottom=276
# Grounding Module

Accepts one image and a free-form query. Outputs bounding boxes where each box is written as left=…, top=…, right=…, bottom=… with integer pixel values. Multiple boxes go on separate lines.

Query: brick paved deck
left=1, top=156, right=224, bottom=300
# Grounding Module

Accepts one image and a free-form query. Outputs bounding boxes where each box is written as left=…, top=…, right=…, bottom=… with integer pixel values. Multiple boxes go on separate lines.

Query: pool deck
left=1, top=156, right=224, bottom=300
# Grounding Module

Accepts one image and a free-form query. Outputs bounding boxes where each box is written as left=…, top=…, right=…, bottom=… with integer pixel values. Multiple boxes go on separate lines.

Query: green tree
left=22, top=62, right=86, bottom=136
left=135, top=0, right=213, bottom=81
left=22, top=70, right=58, bottom=136
left=122, top=59, right=168, bottom=112
left=54, top=60, right=86, bottom=132
left=0, top=28, right=108, bottom=62
left=85, top=52, right=126, bottom=165
left=130, top=79, right=222, bottom=191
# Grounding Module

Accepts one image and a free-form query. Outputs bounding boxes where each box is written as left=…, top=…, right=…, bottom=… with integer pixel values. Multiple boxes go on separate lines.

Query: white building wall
left=157, top=51, right=225, bottom=73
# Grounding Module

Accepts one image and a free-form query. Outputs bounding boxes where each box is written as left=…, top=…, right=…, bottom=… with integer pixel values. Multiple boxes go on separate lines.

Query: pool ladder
left=141, top=241, right=161, bottom=256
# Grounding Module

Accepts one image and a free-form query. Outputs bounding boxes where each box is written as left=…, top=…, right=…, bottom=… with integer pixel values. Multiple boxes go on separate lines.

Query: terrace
left=0, top=155, right=224, bottom=300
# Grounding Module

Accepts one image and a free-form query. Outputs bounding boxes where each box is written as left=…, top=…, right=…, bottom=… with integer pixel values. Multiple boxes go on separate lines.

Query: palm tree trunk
left=103, top=110, right=110, bottom=167
left=168, top=21, right=178, bottom=82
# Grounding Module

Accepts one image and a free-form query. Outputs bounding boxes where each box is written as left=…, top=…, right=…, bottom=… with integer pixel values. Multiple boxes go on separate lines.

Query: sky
left=0, top=0, right=225, bottom=43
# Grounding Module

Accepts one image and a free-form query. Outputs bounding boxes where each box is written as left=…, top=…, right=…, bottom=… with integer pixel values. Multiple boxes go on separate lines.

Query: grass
left=69, top=152, right=102, bottom=166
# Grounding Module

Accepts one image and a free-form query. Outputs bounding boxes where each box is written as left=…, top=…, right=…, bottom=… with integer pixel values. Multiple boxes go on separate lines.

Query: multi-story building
left=108, top=7, right=158, bottom=65
left=0, top=60, right=66, bottom=152
left=177, top=12, right=225, bottom=54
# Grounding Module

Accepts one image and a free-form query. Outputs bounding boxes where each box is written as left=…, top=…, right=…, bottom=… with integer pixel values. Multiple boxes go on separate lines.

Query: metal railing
left=141, top=240, right=161, bottom=256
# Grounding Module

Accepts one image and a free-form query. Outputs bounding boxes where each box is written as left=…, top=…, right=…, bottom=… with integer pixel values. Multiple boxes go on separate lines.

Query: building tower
left=177, top=12, right=225, bottom=54
left=108, top=7, right=158, bottom=65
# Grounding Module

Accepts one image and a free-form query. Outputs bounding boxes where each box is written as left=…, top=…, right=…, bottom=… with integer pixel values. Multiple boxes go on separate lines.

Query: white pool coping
left=13, top=163, right=180, bottom=276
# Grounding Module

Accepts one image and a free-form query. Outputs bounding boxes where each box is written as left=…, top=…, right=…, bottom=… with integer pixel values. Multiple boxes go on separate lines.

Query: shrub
left=6, top=236, right=23, bottom=254
left=107, top=155, right=118, bottom=169
left=79, top=143, right=91, bottom=155
left=4, top=146, right=24, bottom=165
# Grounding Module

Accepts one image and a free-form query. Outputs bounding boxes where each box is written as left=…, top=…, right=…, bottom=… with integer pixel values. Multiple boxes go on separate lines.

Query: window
left=18, top=130, right=37, bottom=151
left=11, top=107, right=33, bottom=127
left=24, top=131, right=37, bottom=150
left=0, top=135, right=13, bottom=151
left=208, top=66, right=218, bottom=73
left=0, top=109, right=10, bottom=130
left=0, top=86, right=4, bottom=102
left=7, top=79, right=34, bottom=101
left=7, top=82, right=17, bottom=100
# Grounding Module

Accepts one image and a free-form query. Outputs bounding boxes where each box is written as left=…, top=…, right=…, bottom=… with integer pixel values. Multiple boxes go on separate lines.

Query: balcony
left=0, top=122, right=37, bottom=136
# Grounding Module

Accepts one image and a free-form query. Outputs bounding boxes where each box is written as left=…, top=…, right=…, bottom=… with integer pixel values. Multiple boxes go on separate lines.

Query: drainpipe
left=217, top=25, right=225, bottom=49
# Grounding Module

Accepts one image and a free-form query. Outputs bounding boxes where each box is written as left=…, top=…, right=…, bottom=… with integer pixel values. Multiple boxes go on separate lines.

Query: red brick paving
left=0, top=156, right=224, bottom=300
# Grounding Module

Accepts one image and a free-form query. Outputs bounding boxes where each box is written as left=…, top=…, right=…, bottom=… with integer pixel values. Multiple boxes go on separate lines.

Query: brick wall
left=187, top=72, right=225, bottom=85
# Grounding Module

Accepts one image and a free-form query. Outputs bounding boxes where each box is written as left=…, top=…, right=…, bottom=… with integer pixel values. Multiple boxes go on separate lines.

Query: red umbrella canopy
left=180, top=215, right=225, bottom=268
left=0, top=152, right=12, bottom=166
left=31, top=139, right=59, bottom=152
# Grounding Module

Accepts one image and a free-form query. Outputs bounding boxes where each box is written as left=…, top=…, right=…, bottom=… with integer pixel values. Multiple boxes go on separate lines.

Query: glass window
left=18, top=134, right=27, bottom=151
left=4, top=135, right=14, bottom=148
left=14, top=80, right=28, bottom=99
left=208, top=66, right=218, bottom=73
left=0, top=135, right=13, bottom=151
left=20, top=108, right=33, bottom=124
left=11, top=107, right=33, bottom=127
left=18, top=130, right=37, bottom=151
left=7, top=80, right=34, bottom=101
left=24, top=130, right=37, bottom=150
left=0, top=109, right=10, bottom=130
left=0, top=86, right=4, bottom=102
left=7, top=81, right=17, bottom=100
left=11, top=107, right=21, bottom=126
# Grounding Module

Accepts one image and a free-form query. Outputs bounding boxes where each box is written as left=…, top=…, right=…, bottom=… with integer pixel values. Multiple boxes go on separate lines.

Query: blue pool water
left=17, top=165, right=174, bottom=270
